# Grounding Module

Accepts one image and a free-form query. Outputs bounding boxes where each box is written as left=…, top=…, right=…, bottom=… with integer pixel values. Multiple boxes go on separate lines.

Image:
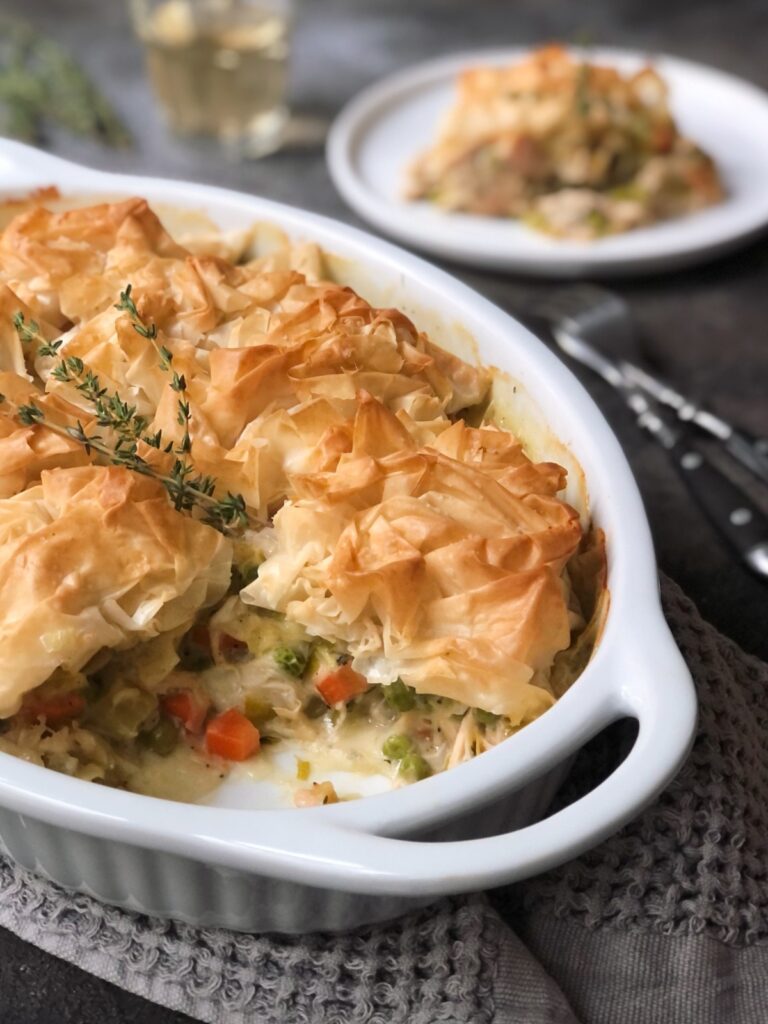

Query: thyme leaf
left=11, top=303, right=253, bottom=536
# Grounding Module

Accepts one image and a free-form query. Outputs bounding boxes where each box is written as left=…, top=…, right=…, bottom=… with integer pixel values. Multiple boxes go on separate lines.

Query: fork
left=530, top=286, right=768, bottom=580
left=535, top=284, right=768, bottom=485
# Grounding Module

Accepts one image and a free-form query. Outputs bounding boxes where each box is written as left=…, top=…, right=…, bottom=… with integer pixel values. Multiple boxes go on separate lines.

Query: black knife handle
left=671, top=438, right=768, bottom=579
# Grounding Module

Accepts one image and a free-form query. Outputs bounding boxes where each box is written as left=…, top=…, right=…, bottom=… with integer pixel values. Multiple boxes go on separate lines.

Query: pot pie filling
left=0, top=195, right=606, bottom=805
left=405, top=45, right=724, bottom=240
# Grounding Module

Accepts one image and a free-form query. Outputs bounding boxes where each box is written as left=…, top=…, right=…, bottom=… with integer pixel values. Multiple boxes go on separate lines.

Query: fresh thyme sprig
left=114, top=284, right=170, bottom=360
left=13, top=312, right=149, bottom=445
left=0, top=17, right=131, bottom=148
left=115, top=284, right=192, bottom=455
left=6, top=392, right=247, bottom=534
left=50, top=354, right=149, bottom=443
left=10, top=309, right=250, bottom=535
left=11, top=311, right=63, bottom=358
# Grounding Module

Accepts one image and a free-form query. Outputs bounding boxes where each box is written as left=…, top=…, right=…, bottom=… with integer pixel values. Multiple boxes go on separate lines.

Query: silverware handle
left=671, top=439, right=768, bottom=579
left=621, top=363, right=768, bottom=486
left=724, top=428, right=768, bottom=486
left=662, top=401, right=768, bottom=486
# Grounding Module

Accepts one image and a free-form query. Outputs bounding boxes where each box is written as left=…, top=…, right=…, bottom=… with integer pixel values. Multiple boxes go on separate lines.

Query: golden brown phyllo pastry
left=406, top=45, right=724, bottom=239
left=0, top=194, right=604, bottom=803
left=247, top=399, right=581, bottom=721
left=0, top=466, right=231, bottom=717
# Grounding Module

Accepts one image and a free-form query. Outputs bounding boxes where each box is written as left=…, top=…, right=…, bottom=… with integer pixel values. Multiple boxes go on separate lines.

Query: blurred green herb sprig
left=0, top=16, right=131, bottom=148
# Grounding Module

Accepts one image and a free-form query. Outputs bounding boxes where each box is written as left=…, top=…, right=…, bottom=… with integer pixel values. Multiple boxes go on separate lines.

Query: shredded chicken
left=294, top=781, right=339, bottom=807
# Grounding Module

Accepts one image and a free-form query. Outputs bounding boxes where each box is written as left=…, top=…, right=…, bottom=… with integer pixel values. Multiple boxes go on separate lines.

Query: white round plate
left=327, top=47, right=768, bottom=277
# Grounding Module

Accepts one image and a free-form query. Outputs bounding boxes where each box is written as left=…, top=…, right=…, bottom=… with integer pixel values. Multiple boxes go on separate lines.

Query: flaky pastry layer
left=0, top=195, right=587, bottom=721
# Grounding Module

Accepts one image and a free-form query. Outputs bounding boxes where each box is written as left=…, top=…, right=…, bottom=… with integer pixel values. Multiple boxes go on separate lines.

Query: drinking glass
left=129, top=0, right=293, bottom=157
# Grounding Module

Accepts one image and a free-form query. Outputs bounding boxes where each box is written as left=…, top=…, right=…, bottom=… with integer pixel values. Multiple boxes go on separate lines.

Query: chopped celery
left=475, top=708, right=501, bottom=726
left=241, top=616, right=302, bottom=658
left=244, top=695, right=276, bottom=726
left=304, top=640, right=338, bottom=680
left=90, top=686, right=157, bottom=741
left=382, top=678, right=416, bottom=712
left=382, top=734, right=412, bottom=760
left=399, top=752, right=432, bottom=781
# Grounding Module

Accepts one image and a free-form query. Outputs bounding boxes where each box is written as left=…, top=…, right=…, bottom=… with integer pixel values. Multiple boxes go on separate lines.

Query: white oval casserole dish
left=0, top=141, right=696, bottom=933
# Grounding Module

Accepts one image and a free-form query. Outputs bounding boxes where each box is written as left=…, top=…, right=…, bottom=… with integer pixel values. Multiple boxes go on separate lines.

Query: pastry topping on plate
left=405, top=45, right=724, bottom=239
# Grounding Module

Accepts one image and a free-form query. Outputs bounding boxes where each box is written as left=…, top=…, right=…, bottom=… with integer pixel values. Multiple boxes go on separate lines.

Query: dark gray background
left=0, top=1, right=766, bottom=1020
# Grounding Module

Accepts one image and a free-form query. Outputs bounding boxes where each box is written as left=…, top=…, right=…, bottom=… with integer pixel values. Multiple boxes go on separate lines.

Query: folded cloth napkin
left=1, top=576, right=766, bottom=1024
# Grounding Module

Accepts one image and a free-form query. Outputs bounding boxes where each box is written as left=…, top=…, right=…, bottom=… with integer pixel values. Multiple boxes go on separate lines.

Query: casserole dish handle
left=303, top=626, right=700, bottom=892
left=177, top=623, right=697, bottom=897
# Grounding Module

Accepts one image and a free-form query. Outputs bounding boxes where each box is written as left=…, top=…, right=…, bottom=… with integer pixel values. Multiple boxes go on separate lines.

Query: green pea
left=399, top=752, right=432, bottom=781
left=382, top=678, right=416, bottom=712
left=274, top=646, right=308, bottom=678
left=140, top=717, right=178, bottom=757
left=382, top=734, right=413, bottom=760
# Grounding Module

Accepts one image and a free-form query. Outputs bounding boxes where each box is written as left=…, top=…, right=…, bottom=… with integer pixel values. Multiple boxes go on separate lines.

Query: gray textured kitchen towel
left=1, top=575, right=766, bottom=1024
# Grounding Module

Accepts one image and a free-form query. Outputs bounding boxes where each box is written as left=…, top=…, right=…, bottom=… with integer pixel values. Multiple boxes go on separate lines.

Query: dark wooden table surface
left=0, top=0, right=766, bottom=1020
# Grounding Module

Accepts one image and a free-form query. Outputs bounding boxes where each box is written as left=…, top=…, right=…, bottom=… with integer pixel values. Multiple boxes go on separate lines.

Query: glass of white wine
left=129, top=0, right=293, bottom=157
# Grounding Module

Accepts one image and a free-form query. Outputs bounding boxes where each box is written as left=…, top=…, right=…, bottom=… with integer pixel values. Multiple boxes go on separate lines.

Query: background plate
left=327, top=47, right=768, bottom=276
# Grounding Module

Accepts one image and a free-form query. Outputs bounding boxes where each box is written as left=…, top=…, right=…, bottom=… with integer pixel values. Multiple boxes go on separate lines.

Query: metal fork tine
left=533, top=284, right=627, bottom=329
left=533, top=286, right=633, bottom=350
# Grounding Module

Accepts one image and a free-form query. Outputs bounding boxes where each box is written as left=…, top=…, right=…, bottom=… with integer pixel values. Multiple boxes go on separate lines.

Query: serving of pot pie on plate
left=0, top=194, right=606, bottom=807
left=405, top=45, right=724, bottom=240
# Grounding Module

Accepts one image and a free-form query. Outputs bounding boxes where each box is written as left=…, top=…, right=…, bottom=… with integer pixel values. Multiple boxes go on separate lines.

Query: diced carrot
left=316, top=665, right=368, bottom=706
left=161, top=690, right=210, bottom=734
left=24, top=692, right=85, bottom=725
left=205, top=709, right=260, bottom=761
